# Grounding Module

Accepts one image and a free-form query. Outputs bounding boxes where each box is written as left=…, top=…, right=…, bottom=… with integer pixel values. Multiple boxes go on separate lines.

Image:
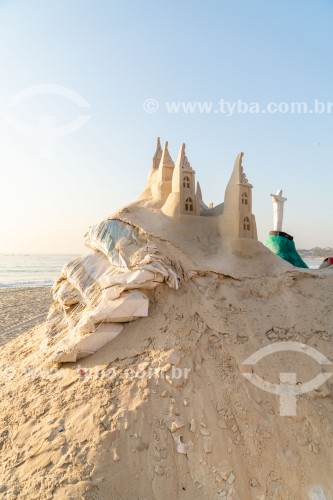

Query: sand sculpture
left=265, top=188, right=308, bottom=268
left=270, top=189, right=287, bottom=232
left=42, top=139, right=285, bottom=363
left=1, top=140, right=333, bottom=499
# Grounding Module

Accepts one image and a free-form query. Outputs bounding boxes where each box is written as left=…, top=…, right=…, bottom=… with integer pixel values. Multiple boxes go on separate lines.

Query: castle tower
left=157, top=141, right=174, bottom=182
left=152, top=137, right=162, bottom=170
left=162, top=143, right=200, bottom=216
left=196, top=181, right=202, bottom=202
left=140, top=137, right=163, bottom=202
left=151, top=141, right=175, bottom=204
left=220, top=152, right=257, bottom=239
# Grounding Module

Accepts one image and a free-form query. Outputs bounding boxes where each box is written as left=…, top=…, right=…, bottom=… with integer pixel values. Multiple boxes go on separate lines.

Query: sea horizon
left=0, top=253, right=80, bottom=289
left=0, top=251, right=325, bottom=289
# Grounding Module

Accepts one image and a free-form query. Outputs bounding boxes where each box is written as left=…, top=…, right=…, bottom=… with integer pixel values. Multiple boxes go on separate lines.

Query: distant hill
left=298, top=247, right=333, bottom=258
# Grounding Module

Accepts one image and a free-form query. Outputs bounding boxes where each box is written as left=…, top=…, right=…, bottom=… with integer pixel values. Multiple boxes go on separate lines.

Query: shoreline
left=0, top=286, right=52, bottom=346
left=0, top=281, right=54, bottom=289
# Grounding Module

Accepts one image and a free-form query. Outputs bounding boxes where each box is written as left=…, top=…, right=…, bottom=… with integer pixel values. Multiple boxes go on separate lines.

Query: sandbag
left=43, top=218, right=179, bottom=363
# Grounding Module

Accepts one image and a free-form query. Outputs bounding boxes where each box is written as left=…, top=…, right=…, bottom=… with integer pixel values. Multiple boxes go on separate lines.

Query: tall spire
left=196, top=181, right=202, bottom=201
left=172, top=143, right=186, bottom=193
left=228, top=152, right=251, bottom=186
left=157, top=141, right=174, bottom=181
left=231, top=152, right=244, bottom=184
left=152, top=137, right=162, bottom=169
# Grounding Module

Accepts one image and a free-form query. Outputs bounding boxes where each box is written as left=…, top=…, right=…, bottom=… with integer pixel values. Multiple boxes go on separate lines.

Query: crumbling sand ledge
left=0, top=267, right=332, bottom=499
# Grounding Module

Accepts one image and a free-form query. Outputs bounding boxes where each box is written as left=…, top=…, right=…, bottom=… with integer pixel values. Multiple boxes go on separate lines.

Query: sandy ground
left=0, top=287, right=52, bottom=346
left=0, top=269, right=333, bottom=499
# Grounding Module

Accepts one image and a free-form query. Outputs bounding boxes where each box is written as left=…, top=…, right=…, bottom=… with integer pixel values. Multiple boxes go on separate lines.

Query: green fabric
left=264, top=235, right=308, bottom=268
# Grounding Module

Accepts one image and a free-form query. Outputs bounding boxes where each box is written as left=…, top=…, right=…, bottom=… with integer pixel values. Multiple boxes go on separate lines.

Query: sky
left=0, top=0, right=332, bottom=253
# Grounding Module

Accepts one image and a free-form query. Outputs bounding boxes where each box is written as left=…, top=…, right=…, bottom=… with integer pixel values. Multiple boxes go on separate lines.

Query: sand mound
left=40, top=202, right=292, bottom=366
left=1, top=218, right=333, bottom=498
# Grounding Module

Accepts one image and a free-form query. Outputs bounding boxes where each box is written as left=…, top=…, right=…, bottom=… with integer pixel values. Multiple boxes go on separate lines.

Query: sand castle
left=40, top=139, right=282, bottom=363
left=141, top=138, right=257, bottom=240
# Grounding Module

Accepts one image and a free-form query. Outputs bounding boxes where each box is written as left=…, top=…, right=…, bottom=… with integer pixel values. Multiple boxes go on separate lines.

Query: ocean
left=302, top=258, right=322, bottom=269
left=0, top=254, right=79, bottom=289
left=0, top=253, right=323, bottom=289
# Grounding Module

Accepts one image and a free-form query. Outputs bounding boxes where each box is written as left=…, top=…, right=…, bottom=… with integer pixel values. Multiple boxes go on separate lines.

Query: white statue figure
left=270, top=189, right=287, bottom=232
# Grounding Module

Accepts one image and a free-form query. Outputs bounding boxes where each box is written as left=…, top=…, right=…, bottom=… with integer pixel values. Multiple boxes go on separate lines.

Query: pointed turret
left=152, top=137, right=162, bottom=169
left=171, top=143, right=186, bottom=193
left=157, top=141, right=174, bottom=182
left=196, top=181, right=202, bottom=201
left=162, top=142, right=200, bottom=216
left=227, top=152, right=252, bottom=187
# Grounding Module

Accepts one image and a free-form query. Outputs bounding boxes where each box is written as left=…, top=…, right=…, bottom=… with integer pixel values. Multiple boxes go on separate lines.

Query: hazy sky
left=0, top=0, right=332, bottom=253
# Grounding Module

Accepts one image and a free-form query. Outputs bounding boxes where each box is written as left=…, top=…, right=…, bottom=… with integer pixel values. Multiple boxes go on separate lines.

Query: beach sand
left=0, top=268, right=333, bottom=498
left=0, top=287, right=52, bottom=346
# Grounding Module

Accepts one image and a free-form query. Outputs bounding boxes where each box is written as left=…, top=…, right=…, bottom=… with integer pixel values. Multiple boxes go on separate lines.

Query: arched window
left=185, top=197, right=194, bottom=212
left=243, top=216, right=251, bottom=231
left=242, top=192, right=248, bottom=205
left=183, top=176, right=190, bottom=189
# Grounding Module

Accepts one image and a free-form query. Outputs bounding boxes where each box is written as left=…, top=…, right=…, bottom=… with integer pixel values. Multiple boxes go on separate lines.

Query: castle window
left=185, top=197, right=194, bottom=212
left=183, top=176, right=190, bottom=189
left=242, top=192, right=248, bottom=205
left=243, top=217, right=251, bottom=231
